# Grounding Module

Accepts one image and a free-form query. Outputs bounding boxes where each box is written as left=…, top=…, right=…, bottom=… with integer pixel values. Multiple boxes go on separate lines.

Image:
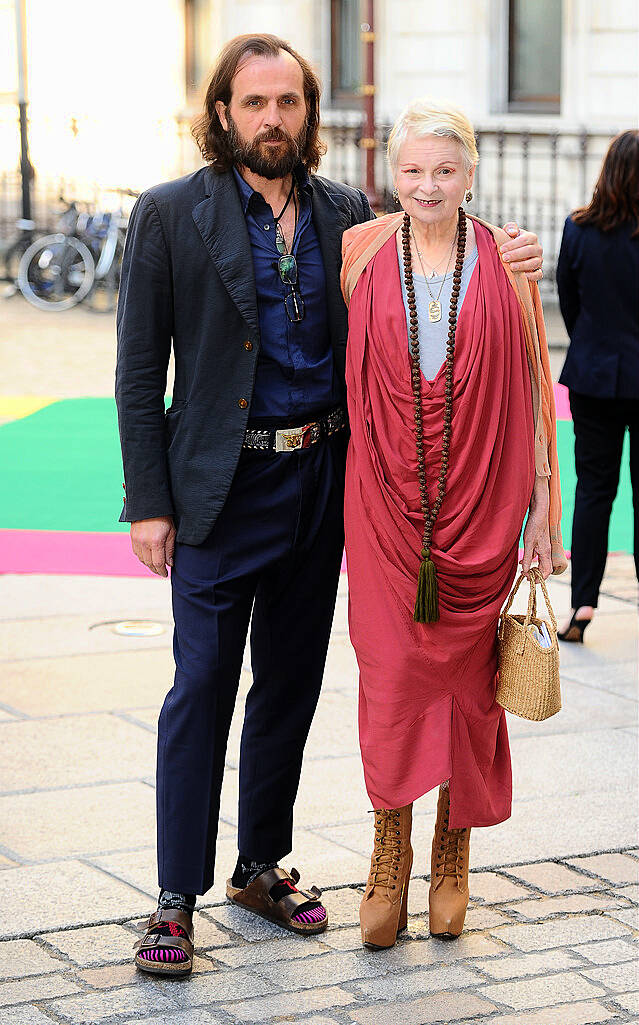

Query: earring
left=392, top=188, right=399, bottom=203
left=465, top=190, right=473, bottom=203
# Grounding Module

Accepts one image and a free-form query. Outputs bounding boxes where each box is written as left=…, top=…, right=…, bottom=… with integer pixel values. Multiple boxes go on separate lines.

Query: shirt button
left=238, top=398, right=248, bottom=409
left=244, top=341, right=253, bottom=351
left=264, top=224, right=270, bottom=231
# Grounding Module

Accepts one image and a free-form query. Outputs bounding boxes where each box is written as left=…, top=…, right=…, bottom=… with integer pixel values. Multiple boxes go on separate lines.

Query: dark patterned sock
left=137, top=890, right=195, bottom=964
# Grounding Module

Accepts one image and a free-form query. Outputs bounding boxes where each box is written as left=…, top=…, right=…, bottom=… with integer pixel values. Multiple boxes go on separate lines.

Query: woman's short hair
left=387, top=99, right=479, bottom=174
left=192, top=33, right=326, bottom=173
left=572, top=130, right=639, bottom=238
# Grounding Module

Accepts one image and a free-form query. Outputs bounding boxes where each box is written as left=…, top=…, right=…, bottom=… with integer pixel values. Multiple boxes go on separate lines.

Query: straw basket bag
left=497, top=568, right=561, bottom=721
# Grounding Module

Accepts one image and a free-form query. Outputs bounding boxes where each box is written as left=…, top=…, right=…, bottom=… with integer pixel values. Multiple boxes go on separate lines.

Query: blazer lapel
left=310, top=178, right=352, bottom=343
left=192, top=169, right=259, bottom=336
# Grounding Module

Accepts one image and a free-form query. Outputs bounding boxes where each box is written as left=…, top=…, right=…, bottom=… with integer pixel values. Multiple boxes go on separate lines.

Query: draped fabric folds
left=344, top=223, right=536, bottom=827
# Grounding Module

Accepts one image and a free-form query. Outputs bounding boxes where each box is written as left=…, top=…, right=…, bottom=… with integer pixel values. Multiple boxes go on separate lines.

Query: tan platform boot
left=428, top=784, right=471, bottom=938
left=360, top=805, right=413, bottom=949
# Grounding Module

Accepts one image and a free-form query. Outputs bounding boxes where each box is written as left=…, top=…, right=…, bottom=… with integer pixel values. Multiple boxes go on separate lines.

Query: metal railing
left=319, top=116, right=616, bottom=300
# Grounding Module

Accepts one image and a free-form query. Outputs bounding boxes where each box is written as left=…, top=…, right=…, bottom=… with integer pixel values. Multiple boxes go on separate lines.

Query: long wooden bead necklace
left=401, top=207, right=467, bottom=623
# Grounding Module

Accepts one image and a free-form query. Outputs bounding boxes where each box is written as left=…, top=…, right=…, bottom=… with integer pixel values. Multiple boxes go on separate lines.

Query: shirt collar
left=233, top=163, right=311, bottom=215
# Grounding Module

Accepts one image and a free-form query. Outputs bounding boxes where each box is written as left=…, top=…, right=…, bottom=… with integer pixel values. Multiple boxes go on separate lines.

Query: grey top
left=399, top=245, right=479, bottom=381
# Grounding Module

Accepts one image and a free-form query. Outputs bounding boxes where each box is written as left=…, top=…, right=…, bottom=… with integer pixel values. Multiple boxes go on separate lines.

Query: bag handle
left=500, top=567, right=557, bottom=635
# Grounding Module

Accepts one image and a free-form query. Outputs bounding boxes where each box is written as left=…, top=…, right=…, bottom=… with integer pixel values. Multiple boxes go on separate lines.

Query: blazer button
left=238, top=398, right=248, bottom=409
left=244, top=341, right=253, bottom=351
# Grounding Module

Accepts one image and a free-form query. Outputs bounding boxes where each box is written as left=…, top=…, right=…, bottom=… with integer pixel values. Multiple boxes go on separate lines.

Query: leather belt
left=243, top=407, right=346, bottom=452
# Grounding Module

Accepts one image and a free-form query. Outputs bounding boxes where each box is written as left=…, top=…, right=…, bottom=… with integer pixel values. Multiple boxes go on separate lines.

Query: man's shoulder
left=309, top=173, right=371, bottom=217
left=139, top=167, right=211, bottom=209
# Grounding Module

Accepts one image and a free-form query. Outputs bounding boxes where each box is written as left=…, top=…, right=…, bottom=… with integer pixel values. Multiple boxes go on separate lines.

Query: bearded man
left=116, top=33, right=544, bottom=975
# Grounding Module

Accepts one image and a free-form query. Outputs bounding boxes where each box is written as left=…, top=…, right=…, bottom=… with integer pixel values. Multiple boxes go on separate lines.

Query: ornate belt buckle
left=275, top=426, right=304, bottom=452
left=274, top=422, right=319, bottom=452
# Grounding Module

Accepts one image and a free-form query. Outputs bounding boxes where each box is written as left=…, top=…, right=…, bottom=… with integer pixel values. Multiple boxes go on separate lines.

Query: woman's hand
left=521, top=477, right=553, bottom=579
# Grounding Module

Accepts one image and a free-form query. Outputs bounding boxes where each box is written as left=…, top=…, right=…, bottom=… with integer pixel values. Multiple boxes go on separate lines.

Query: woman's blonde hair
left=387, top=98, right=479, bottom=174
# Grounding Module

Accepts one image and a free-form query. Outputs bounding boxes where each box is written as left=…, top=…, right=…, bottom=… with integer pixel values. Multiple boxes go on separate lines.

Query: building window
left=508, top=0, right=561, bottom=112
left=331, top=0, right=361, bottom=105
left=185, top=0, right=210, bottom=97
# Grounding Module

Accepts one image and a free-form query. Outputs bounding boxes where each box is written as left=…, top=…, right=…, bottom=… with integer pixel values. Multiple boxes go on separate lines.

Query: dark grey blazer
left=115, top=166, right=373, bottom=544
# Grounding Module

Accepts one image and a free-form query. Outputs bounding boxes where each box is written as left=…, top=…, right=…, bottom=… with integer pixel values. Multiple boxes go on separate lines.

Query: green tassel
left=414, top=551, right=439, bottom=623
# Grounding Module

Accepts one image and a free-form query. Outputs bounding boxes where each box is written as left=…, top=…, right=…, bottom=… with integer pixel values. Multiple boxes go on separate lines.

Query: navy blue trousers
left=157, top=433, right=346, bottom=895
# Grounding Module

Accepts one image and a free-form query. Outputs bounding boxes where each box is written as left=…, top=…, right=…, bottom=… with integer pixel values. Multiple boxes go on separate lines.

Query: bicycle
left=17, top=189, right=138, bottom=312
left=17, top=197, right=95, bottom=311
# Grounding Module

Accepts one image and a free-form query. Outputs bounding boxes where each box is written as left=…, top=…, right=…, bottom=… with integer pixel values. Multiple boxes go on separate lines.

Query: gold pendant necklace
left=410, top=224, right=459, bottom=323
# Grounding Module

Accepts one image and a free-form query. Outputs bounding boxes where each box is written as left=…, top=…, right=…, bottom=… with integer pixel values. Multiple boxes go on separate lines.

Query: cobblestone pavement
left=1, top=557, right=637, bottom=1024
left=1, top=301, right=637, bottom=1022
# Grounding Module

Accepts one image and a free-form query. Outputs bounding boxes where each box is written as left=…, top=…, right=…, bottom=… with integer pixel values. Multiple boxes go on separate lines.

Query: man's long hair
left=192, top=34, right=326, bottom=174
left=572, top=130, right=639, bottom=238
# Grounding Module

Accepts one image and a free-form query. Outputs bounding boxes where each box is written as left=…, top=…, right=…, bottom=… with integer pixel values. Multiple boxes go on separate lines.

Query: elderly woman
left=340, top=100, right=566, bottom=950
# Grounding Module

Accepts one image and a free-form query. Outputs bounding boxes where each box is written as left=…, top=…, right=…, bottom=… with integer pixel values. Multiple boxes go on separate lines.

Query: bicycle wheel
left=17, top=233, right=95, bottom=311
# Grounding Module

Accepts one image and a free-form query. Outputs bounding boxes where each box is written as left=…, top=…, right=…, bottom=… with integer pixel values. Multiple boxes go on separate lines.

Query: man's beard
left=226, top=113, right=306, bottom=180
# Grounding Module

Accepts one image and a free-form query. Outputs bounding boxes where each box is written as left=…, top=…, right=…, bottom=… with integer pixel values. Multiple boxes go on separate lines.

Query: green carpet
left=0, top=399, right=634, bottom=551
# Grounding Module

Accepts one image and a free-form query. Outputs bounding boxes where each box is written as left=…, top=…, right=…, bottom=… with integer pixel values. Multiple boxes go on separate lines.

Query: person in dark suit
left=556, top=130, right=639, bottom=642
left=116, top=33, right=544, bottom=976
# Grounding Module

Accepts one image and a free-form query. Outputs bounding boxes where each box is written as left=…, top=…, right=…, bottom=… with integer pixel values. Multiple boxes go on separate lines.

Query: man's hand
left=521, top=478, right=552, bottom=580
left=500, top=222, right=543, bottom=282
left=131, top=517, right=176, bottom=578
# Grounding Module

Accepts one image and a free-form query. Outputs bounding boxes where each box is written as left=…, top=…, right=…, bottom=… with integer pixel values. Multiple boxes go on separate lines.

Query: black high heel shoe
left=557, top=611, right=592, bottom=643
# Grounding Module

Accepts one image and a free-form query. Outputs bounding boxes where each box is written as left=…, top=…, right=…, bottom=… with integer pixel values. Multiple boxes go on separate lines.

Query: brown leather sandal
left=134, top=907, right=194, bottom=977
left=226, top=865, right=328, bottom=935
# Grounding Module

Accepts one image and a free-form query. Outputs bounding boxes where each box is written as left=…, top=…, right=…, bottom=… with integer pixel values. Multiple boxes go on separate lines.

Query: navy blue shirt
left=233, top=166, right=340, bottom=419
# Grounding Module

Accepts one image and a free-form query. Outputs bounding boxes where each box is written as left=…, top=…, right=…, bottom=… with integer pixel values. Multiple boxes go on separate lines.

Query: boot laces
left=369, top=809, right=403, bottom=890
left=437, top=808, right=467, bottom=881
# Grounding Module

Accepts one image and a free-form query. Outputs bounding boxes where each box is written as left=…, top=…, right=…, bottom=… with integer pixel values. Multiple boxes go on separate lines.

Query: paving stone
left=479, top=971, right=607, bottom=1010
left=490, top=914, right=633, bottom=951
left=453, top=1001, right=621, bottom=1025
left=227, top=986, right=357, bottom=1021
left=619, top=883, right=639, bottom=903
left=47, top=986, right=176, bottom=1023
left=212, top=936, right=328, bottom=968
left=207, top=903, right=293, bottom=942
left=0, top=782, right=155, bottom=860
left=475, top=948, right=580, bottom=979
left=468, top=871, right=534, bottom=904
left=0, top=861, right=155, bottom=939
left=0, top=715, right=156, bottom=791
left=324, top=886, right=364, bottom=927
left=322, top=929, right=504, bottom=966
left=0, top=939, right=65, bottom=979
left=607, top=906, right=639, bottom=929
left=119, top=1013, right=223, bottom=1025
left=572, top=938, right=639, bottom=965
left=42, top=924, right=137, bottom=967
left=281, top=1019, right=341, bottom=1025
left=167, top=969, right=276, bottom=1006
left=612, top=992, right=639, bottom=1014
left=354, top=963, right=484, bottom=1000
left=2, top=1009, right=61, bottom=1025
left=567, top=854, right=639, bottom=886
left=78, top=956, right=217, bottom=988
left=463, top=905, right=514, bottom=930
left=253, top=949, right=383, bottom=990
left=0, top=651, right=172, bottom=716
left=349, top=991, right=497, bottom=1025
left=505, top=861, right=609, bottom=893
left=0, top=973, right=80, bottom=1006
left=502, top=893, right=622, bottom=920
left=580, top=962, right=639, bottom=992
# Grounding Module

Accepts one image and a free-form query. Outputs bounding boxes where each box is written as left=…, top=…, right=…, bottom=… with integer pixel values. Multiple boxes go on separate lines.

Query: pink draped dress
left=344, top=222, right=535, bottom=828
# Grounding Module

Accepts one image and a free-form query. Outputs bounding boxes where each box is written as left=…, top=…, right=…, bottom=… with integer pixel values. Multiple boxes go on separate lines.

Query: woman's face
left=394, top=132, right=474, bottom=228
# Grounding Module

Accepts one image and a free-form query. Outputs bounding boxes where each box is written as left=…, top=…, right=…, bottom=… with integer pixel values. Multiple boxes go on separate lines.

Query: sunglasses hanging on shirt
left=273, top=180, right=305, bottom=323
